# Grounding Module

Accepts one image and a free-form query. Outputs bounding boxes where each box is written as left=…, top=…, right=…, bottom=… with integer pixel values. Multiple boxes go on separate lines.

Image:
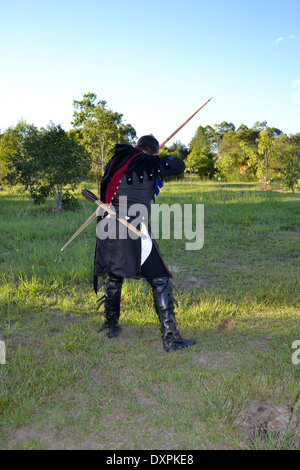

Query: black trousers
left=107, top=245, right=169, bottom=283
left=141, top=245, right=169, bottom=281
left=104, top=242, right=169, bottom=287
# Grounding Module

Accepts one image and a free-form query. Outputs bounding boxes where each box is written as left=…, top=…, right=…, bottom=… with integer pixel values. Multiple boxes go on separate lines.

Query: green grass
left=0, top=180, right=299, bottom=450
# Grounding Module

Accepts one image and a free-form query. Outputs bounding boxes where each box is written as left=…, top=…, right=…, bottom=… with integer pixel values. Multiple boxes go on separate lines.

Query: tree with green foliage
left=13, top=123, right=90, bottom=211
left=216, top=131, right=246, bottom=181
left=213, top=121, right=235, bottom=150
left=276, top=133, right=300, bottom=192
left=214, top=122, right=288, bottom=186
left=255, top=129, right=278, bottom=189
left=194, top=122, right=236, bottom=156
left=190, top=126, right=215, bottom=154
left=186, top=146, right=215, bottom=178
left=216, top=126, right=259, bottom=181
left=168, top=140, right=189, bottom=160
left=72, top=92, right=98, bottom=127
left=240, top=128, right=280, bottom=189
left=188, top=120, right=300, bottom=190
left=253, top=121, right=282, bottom=138
left=187, top=126, right=216, bottom=178
left=0, top=120, right=37, bottom=185
left=72, top=93, right=137, bottom=195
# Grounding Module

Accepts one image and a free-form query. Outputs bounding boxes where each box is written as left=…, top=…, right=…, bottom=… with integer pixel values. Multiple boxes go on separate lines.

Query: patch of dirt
left=46, top=312, right=89, bottom=335
left=277, top=231, right=300, bottom=240
left=4, top=312, right=90, bottom=350
left=90, top=365, right=107, bottom=382
left=233, top=400, right=300, bottom=449
left=133, top=389, right=158, bottom=408
left=169, top=265, right=183, bottom=274
left=228, top=263, right=249, bottom=270
left=191, top=350, right=238, bottom=369
left=169, top=263, right=214, bottom=289
left=185, top=275, right=207, bottom=287
left=6, top=425, right=101, bottom=450
left=215, top=320, right=234, bottom=334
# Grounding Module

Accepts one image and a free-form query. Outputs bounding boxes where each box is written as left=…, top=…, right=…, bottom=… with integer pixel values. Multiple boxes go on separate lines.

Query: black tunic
left=94, top=144, right=185, bottom=287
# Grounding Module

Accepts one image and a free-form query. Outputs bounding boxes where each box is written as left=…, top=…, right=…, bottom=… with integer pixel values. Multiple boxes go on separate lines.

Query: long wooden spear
left=60, top=98, right=212, bottom=251
left=159, top=97, right=212, bottom=149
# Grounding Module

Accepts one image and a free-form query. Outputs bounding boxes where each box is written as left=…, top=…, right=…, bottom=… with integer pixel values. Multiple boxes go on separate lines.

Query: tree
left=13, top=123, right=90, bottom=211
left=276, top=133, right=300, bottom=192
left=190, top=122, right=237, bottom=158
left=256, top=130, right=278, bottom=189
left=240, top=129, right=279, bottom=189
left=235, top=125, right=260, bottom=146
left=186, top=146, right=215, bottom=178
left=252, top=120, right=268, bottom=132
left=168, top=140, right=189, bottom=160
left=252, top=121, right=282, bottom=138
left=188, top=126, right=216, bottom=178
left=216, top=127, right=258, bottom=181
left=72, top=93, right=137, bottom=195
left=216, top=137, right=250, bottom=181
left=0, top=120, right=36, bottom=185
left=190, top=125, right=216, bottom=155
left=215, top=122, right=284, bottom=185
left=72, top=92, right=98, bottom=127
left=213, top=121, right=236, bottom=149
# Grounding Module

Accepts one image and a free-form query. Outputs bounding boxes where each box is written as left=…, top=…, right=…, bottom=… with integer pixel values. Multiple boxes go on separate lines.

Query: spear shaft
left=159, top=97, right=212, bottom=149
left=61, top=207, right=99, bottom=251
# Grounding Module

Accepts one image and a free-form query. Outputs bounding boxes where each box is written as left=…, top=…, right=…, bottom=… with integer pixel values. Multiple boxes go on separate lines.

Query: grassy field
left=0, top=180, right=299, bottom=450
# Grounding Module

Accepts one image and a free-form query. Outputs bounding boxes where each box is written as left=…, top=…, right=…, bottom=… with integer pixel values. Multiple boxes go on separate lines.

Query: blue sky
left=1, top=0, right=299, bottom=146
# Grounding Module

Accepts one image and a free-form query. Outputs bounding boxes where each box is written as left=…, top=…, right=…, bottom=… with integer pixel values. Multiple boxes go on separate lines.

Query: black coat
left=93, top=144, right=185, bottom=290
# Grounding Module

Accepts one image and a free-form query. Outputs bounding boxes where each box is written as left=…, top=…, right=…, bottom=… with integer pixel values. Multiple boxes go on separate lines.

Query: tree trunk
left=265, top=155, right=268, bottom=190
left=97, top=173, right=100, bottom=198
left=97, top=142, right=105, bottom=197
left=101, top=142, right=105, bottom=176
left=58, top=185, right=63, bottom=212
left=53, top=185, right=63, bottom=212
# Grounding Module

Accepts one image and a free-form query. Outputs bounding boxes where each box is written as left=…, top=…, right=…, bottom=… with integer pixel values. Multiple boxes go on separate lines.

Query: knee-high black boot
left=149, top=277, right=196, bottom=352
left=98, top=275, right=123, bottom=338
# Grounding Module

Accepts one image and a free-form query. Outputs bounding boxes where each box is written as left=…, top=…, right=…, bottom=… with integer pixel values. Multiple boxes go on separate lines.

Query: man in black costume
left=94, top=135, right=196, bottom=352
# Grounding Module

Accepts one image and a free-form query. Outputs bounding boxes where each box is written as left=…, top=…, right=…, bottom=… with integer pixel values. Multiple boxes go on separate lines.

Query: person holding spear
left=94, top=133, right=196, bottom=352
left=62, top=98, right=212, bottom=352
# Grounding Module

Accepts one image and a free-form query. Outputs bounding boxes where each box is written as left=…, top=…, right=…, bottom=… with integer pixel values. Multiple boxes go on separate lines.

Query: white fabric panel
left=140, top=223, right=153, bottom=265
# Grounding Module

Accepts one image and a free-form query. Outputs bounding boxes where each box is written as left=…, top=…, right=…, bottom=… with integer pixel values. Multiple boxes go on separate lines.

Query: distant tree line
left=0, top=94, right=299, bottom=212
left=184, top=121, right=300, bottom=192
